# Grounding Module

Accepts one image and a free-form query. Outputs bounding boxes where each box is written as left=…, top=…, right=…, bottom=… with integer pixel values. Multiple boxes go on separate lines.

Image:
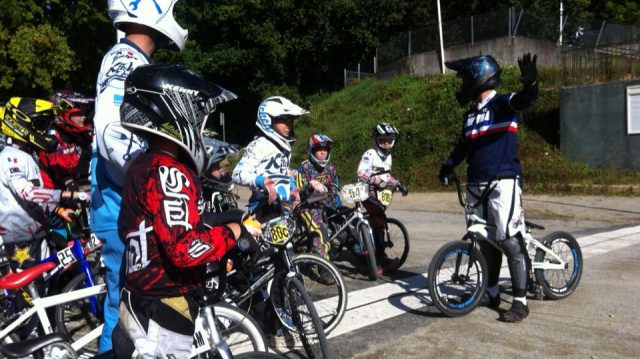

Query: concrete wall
left=378, top=36, right=561, bottom=80
left=560, top=79, right=640, bottom=171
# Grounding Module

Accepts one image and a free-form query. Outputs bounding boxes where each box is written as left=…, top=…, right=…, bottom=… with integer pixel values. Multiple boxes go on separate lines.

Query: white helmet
left=108, top=0, right=188, bottom=51
left=256, top=96, right=309, bottom=152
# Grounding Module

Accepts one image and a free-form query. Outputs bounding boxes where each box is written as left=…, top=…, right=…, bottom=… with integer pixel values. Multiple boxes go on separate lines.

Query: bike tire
left=53, top=267, right=106, bottom=355
left=285, top=277, right=331, bottom=359
left=233, top=352, right=285, bottom=359
left=384, top=218, right=410, bottom=271
left=289, top=254, right=347, bottom=334
left=213, top=303, right=268, bottom=355
left=359, top=222, right=378, bottom=280
left=533, top=231, right=583, bottom=300
left=427, top=240, right=488, bottom=317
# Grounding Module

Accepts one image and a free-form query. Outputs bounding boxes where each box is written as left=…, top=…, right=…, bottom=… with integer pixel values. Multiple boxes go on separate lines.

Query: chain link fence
left=371, top=7, right=639, bottom=84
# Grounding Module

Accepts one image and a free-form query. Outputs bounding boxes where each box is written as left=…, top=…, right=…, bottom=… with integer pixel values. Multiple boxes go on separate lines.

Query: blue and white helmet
left=256, top=96, right=309, bottom=152
left=108, top=0, right=188, bottom=51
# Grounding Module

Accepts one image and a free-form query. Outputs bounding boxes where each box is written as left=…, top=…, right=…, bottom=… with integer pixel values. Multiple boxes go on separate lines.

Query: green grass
left=292, top=68, right=640, bottom=195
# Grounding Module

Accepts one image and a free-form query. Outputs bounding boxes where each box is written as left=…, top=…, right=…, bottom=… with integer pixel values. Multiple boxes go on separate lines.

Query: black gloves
left=396, top=184, right=409, bottom=197
left=518, top=53, right=537, bottom=87
left=438, top=163, right=454, bottom=186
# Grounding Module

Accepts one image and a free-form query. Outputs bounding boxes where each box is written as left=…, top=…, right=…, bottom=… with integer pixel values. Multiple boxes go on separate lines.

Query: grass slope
left=293, top=68, right=640, bottom=194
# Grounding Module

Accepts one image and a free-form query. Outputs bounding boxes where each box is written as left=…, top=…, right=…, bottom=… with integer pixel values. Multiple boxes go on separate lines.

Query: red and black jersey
left=119, top=151, right=236, bottom=298
left=37, top=127, right=91, bottom=189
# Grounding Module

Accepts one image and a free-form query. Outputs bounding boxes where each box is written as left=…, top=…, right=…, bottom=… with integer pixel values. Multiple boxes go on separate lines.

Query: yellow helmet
left=1, top=97, right=58, bottom=152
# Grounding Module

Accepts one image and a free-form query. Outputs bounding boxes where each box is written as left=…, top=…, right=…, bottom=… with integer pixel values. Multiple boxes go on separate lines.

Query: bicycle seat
left=525, top=220, right=545, bottom=230
left=0, top=333, right=67, bottom=358
left=0, top=261, right=57, bottom=290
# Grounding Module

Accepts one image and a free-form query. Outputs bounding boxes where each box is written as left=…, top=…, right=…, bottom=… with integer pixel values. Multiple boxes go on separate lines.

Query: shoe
left=318, top=270, right=336, bottom=285
left=381, top=258, right=402, bottom=274
left=480, top=293, right=501, bottom=309
left=500, top=301, right=529, bottom=323
left=268, top=333, right=296, bottom=349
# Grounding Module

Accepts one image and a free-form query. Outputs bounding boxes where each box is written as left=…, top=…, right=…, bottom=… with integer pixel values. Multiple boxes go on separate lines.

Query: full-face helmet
left=1, top=98, right=58, bottom=152
left=373, top=122, right=398, bottom=156
left=256, top=96, right=308, bottom=152
left=50, top=90, right=94, bottom=139
left=307, top=133, right=333, bottom=169
left=202, top=132, right=241, bottom=192
left=445, top=55, right=501, bottom=105
left=108, top=0, right=188, bottom=51
left=120, top=64, right=237, bottom=175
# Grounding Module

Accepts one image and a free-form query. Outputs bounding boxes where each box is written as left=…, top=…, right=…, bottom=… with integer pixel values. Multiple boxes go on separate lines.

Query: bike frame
left=0, top=283, right=105, bottom=351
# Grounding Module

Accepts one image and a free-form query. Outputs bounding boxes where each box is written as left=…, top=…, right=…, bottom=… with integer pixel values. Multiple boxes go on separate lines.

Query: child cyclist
left=232, top=96, right=309, bottom=219
left=295, top=133, right=341, bottom=260
left=0, top=98, right=88, bottom=271
left=357, top=123, right=408, bottom=276
left=39, top=91, right=94, bottom=191
left=117, top=64, right=252, bottom=357
left=439, top=53, right=538, bottom=323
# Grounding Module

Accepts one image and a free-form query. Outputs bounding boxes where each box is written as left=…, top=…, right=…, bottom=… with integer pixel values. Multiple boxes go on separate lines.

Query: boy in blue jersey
left=439, top=53, right=538, bottom=323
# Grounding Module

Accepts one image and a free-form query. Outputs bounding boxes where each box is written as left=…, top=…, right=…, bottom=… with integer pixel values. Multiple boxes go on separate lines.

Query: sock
left=486, top=285, right=499, bottom=298
left=513, top=296, right=527, bottom=306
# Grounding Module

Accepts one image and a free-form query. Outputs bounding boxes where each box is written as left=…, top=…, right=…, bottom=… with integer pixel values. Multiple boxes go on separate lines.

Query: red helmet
left=50, top=90, right=94, bottom=137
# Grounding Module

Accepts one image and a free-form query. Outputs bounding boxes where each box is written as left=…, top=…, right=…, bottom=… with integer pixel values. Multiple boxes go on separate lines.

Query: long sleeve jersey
left=91, top=39, right=149, bottom=232
left=444, top=85, right=538, bottom=183
left=119, top=151, right=236, bottom=298
left=356, top=149, right=400, bottom=188
left=38, top=127, right=91, bottom=189
left=296, top=160, right=341, bottom=208
left=0, top=146, right=61, bottom=243
left=232, top=136, right=294, bottom=212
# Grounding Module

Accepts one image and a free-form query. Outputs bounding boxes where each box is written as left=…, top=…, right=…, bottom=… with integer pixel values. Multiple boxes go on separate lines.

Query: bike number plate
left=57, top=245, right=76, bottom=267
left=341, top=183, right=369, bottom=203
left=269, top=223, right=290, bottom=244
left=378, top=189, right=393, bottom=206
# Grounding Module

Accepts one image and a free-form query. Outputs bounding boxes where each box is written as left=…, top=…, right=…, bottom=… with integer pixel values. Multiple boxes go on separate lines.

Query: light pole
left=437, top=0, right=446, bottom=74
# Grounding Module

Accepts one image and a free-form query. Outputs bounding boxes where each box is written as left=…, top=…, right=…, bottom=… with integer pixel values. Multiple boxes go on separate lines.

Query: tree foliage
left=0, top=0, right=637, bottom=138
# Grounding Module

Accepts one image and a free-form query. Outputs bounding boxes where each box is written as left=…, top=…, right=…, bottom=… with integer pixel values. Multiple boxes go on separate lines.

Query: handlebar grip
left=306, top=192, right=329, bottom=205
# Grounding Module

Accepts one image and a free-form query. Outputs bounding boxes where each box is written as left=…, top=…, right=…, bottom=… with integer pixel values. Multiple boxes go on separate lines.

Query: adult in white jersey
left=91, top=0, right=187, bottom=352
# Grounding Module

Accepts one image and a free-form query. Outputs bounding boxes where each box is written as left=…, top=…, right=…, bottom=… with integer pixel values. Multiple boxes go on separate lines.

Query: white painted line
left=326, top=224, right=640, bottom=338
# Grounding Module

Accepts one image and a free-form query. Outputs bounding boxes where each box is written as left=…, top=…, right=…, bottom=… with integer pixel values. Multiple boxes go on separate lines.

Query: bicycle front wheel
left=54, top=268, right=106, bottom=355
left=534, top=231, right=583, bottom=300
left=215, top=303, right=268, bottom=354
left=359, top=222, right=378, bottom=280
left=427, top=240, right=488, bottom=317
left=285, top=277, right=331, bottom=359
left=291, top=254, right=347, bottom=334
left=384, top=218, right=410, bottom=270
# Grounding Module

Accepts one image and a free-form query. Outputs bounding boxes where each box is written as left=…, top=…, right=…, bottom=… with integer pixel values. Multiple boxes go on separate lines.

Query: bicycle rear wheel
left=358, top=223, right=378, bottom=280
left=291, top=254, right=347, bottom=334
left=54, top=267, right=106, bottom=355
left=215, top=303, right=268, bottom=354
left=427, top=240, right=488, bottom=317
left=534, top=231, right=583, bottom=300
left=383, top=218, right=410, bottom=270
left=284, top=277, right=331, bottom=359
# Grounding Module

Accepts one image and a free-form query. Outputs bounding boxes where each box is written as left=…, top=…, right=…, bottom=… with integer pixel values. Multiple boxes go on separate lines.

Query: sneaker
left=480, top=293, right=501, bottom=309
left=500, top=301, right=529, bottom=323
left=381, top=258, right=402, bottom=274
left=318, top=270, right=336, bottom=285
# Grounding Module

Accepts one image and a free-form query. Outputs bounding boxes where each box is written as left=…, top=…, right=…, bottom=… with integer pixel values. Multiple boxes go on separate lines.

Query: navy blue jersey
left=446, top=90, right=534, bottom=183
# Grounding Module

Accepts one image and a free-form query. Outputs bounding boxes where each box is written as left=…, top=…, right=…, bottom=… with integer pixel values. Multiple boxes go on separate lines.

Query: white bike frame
left=0, top=283, right=106, bottom=351
left=465, top=213, right=567, bottom=271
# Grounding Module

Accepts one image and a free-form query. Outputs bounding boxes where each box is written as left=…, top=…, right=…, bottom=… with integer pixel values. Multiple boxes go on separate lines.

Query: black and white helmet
left=373, top=122, right=398, bottom=156
left=256, top=96, right=309, bottom=152
left=120, top=64, right=237, bottom=175
left=202, top=132, right=241, bottom=192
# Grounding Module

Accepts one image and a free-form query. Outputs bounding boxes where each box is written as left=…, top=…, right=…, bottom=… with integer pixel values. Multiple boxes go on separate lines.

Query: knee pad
left=501, top=236, right=528, bottom=296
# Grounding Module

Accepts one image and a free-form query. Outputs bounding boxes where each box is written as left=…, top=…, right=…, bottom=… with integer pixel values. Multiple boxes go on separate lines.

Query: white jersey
left=94, top=39, right=149, bottom=187
left=0, top=146, right=61, bottom=243
left=356, top=148, right=398, bottom=187
left=232, top=136, right=292, bottom=211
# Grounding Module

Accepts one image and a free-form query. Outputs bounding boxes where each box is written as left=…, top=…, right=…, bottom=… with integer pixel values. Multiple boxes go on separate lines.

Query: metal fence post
left=344, top=68, right=347, bottom=87
left=357, top=63, right=361, bottom=80
left=374, top=55, right=377, bottom=74
left=408, top=30, right=412, bottom=57
left=508, top=7, right=512, bottom=37
left=594, top=20, right=606, bottom=50
left=471, top=15, right=474, bottom=45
